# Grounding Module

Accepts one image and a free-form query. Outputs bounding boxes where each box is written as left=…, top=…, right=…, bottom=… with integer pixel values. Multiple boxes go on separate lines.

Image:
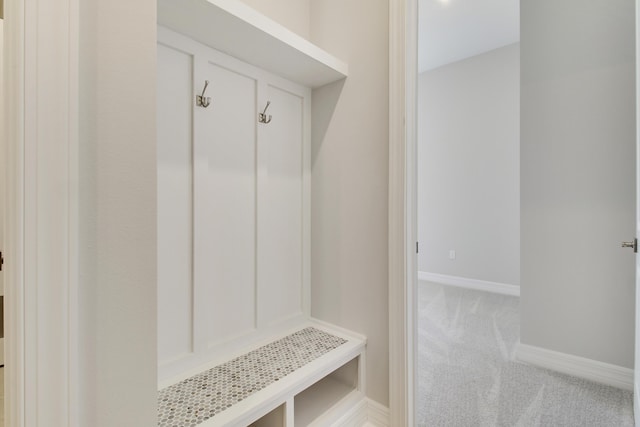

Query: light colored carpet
left=417, top=281, right=634, bottom=427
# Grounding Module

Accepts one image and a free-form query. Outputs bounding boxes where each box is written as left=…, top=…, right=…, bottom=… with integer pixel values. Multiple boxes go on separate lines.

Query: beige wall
left=239, top=0, right=311, bottom=39
left=418, top=44, right=520, bottom=285
left=309, top=0, right=390, bottom=407
left=78, top=0, right=158, bottom=424
left=521, top=0, right=635, bottom=368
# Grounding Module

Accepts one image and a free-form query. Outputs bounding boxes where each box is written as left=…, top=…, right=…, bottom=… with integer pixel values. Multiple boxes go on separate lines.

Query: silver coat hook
left=196, top=80, right=211, bottom=108
left=259, top=101, right=272, bottom=124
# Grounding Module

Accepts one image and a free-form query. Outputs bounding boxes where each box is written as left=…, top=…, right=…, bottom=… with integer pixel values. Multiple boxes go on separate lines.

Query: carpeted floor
left=417, top=281, right=634, bottom=427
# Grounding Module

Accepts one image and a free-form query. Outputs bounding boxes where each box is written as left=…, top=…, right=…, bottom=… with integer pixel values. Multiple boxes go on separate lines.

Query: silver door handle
left=621, top=239, right=637, bottom=252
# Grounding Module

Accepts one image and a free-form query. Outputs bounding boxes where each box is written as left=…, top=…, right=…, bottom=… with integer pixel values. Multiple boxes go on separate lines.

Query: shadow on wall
left=311, top=79, right=345, bottom=167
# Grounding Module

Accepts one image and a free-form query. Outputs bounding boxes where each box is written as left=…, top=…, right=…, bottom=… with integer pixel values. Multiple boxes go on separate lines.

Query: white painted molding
left=5, top=0, right=79, bottom=424
left=327, top=398, right=389, bottom=427
left=4, top=3, right=26, bottom=425
left=516, top=343, right=634, bottom=391
left=320, top=394, right=368, bottom=427
left=635, top=380, right=640, bottom=427
left=634, top=0, right=640, bottom=420
left=389, top=0, right=417, bottom=426
left=418, top=271, right=520, bottom=297
left=366, top=399, right=390, bottom=427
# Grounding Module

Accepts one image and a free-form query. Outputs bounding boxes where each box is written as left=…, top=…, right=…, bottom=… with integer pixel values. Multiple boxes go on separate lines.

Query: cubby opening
left=249, top=403, right=286, bottom=427
left=293, top=357, right=361, bottom=426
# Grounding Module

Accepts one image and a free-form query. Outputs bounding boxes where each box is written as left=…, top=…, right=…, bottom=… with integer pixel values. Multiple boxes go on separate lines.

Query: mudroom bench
left=158, top=323, right=367, bottom=427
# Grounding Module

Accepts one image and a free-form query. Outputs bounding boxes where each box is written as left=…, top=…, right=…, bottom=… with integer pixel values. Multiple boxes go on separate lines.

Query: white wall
left=78, top=0, right=157, bottom=425
left=418, top=43, right=520, bottom=285
left=238, top=0, right=310, bottom=39
left=521, top=0, right=635, bottom=368
left=309, top=0, right=390, bottom=407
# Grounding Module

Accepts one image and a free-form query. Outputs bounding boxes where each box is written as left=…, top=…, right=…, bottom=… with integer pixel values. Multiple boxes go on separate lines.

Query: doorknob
left=621, top=238, right=637, bottom=253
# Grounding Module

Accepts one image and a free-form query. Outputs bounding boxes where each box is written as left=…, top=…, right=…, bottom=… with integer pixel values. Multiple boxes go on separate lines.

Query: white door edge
left=635, top=0, right=640, bottom=425
left=389, top=0, right=418, bottom=426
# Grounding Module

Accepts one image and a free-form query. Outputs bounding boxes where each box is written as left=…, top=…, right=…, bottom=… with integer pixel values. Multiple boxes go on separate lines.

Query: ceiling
left=418, top=0, right=519, bottom=73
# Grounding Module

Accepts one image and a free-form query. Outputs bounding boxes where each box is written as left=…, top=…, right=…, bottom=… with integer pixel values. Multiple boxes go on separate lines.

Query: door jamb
left=389, top=0, right=418, bottom=425
left=634, top=0, right=640, bottom=421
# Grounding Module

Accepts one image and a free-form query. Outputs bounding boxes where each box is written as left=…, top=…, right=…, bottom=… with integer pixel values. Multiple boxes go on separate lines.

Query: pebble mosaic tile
left=157, top=327, right=347, bottom=427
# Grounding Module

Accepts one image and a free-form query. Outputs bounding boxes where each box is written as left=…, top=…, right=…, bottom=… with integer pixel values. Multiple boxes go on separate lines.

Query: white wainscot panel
left=157, top=43, right=195, bottom=364
left=158, top=27, right=312, bottom=381
left=258, top=85, right=304, bottom=326
left=200, top=61, right=258, bottom=346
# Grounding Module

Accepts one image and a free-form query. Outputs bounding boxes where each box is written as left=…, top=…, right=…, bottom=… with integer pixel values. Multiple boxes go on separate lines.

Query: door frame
left=389, top=0, right=418, bottom=425
left=635, top=0, right=640, bottom=421
left=4, top=0, right=79, bottom=424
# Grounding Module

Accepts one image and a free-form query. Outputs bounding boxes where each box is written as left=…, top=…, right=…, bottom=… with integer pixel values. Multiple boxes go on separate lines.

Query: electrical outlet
left=449, top=250, right=456, bottom=260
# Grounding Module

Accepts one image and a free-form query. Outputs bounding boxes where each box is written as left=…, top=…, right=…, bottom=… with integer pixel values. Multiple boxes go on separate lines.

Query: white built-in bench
left=157, top=322, right=366, bottom=427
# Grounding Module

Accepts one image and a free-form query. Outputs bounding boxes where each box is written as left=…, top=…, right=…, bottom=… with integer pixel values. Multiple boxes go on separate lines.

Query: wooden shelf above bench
left=157, top=0, right=348, bottom=89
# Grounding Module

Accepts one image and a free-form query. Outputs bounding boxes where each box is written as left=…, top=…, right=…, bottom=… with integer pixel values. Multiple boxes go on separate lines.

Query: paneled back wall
left=157, top=27, right=311, bottom=382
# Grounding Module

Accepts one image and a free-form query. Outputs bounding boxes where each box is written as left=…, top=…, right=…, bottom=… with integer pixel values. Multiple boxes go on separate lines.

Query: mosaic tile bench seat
left=157, top=327, right=356, bottom=427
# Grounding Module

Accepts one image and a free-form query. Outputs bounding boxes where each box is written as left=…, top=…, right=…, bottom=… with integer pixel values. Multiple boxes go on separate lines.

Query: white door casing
left=389, top=0, right=418, bottom=425
left=0, top=16, right=5, bottom=369
left=4, top=0, right=79, bottom=424
left=635, top=0, right=640, bottom=423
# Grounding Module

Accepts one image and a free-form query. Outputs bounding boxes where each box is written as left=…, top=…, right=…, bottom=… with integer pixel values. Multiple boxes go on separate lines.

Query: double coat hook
left=259, top=101, right=272, bottom=124
left=196, top=80, right=211, bottom=108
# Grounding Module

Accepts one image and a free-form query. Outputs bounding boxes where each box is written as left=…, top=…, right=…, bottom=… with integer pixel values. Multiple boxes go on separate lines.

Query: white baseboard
left=365, top=399, right=390, bottom=427
left=635, top=382, right=639, bottom=427
left=516, top=343, right=634, bottom=391
left=635, top=381, right=639, bottom=427
left=330, top=397, right=389, bottom=427
left=418, top=271, right=520, bottom=297
left=329, top=396, right=368, bottom=427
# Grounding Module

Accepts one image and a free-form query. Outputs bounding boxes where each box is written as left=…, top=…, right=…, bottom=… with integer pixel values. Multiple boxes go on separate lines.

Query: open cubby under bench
left=158, top=323, right=367, bottom=427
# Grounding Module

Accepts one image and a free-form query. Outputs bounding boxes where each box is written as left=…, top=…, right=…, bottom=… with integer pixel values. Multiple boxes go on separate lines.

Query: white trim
left=389, top=0, right=417, bottom=426
left=634, top=0, right=640, bottom=422
left=418, top=271, right=520, bottom=297
left=365, top=399, right=390, bottom=427
left=4, top=1, right=26, bottom=424
left=635, top=380, right=639, bottom=427
left=319, top=398, right=389, bottom=427
left=5, top=0, right=79, bottom=424
left=303, top=391, right=366, bottom=427
left=328, top=396, right=368, bottom=427
left=516, top=343, right=634, bottom=391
